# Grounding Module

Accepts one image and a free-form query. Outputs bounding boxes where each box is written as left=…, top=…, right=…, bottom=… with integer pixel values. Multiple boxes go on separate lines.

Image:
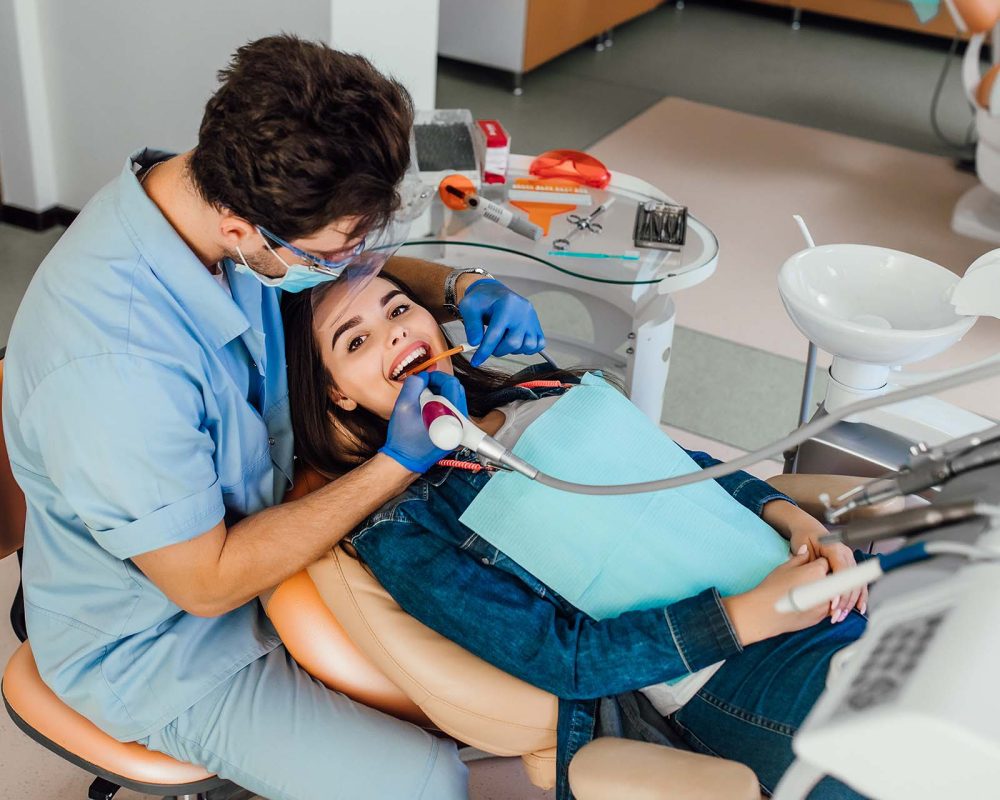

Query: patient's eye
left=389, top=302, right=410, bottom=319
left=347, top=334, right=367, bottom=352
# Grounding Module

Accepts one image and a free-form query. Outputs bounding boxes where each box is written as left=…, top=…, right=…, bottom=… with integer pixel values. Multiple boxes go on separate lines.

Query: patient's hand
left=787, top=518, right=867, bottom=623
left=722, top=548, right=831, bottom=646
left=763, top=500, right=868, bottom=623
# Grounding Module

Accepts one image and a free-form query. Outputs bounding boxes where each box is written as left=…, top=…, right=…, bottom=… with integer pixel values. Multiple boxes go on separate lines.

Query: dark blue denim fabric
left=346, top=379, right=799, bottom=798
left=671, top=608, right=869, bottom=799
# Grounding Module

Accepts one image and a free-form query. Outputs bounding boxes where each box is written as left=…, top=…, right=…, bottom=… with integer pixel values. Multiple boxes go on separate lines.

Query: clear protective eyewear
left=256, top=225, right=367, bottom=275
left=308, top=216, right=413, bottom=329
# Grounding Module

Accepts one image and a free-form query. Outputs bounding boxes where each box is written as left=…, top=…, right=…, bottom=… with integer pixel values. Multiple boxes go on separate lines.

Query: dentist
left=2, top=35, right=543, bottom=800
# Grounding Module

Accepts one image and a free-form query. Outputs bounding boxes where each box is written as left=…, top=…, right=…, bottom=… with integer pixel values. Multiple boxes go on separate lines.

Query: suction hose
left=421, top=359, right=1000, bottom=496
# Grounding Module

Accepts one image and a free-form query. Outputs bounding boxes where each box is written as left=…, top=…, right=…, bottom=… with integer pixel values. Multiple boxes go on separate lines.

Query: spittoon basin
left=778, top=244, right=976, bottom=366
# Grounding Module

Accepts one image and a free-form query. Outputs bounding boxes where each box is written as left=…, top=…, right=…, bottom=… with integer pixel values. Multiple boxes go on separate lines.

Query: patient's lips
left=389, top=341, right=434, bottom=381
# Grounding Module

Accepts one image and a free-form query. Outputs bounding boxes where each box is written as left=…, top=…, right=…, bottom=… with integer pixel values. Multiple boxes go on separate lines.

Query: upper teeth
left=392, top=347, right=428, bottom=379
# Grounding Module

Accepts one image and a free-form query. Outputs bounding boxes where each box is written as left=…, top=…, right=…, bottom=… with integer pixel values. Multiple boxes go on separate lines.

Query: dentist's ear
left=218, top=208, right=258, bottom=253
left=329, top=388, right=357, bottom=412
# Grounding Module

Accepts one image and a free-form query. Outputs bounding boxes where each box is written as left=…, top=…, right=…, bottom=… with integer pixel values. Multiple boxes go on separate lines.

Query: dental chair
left=262, top=466, right=900, bottom=800
left=950, top=0, right=1000, bottom=241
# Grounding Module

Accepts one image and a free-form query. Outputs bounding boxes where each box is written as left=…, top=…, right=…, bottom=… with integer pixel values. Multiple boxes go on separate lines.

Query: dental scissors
left=552, top=198, right=615, bottom=251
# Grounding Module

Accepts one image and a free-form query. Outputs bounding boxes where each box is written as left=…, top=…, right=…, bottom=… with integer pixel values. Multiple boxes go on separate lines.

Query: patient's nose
left=389, top=325, right=408, bottom=347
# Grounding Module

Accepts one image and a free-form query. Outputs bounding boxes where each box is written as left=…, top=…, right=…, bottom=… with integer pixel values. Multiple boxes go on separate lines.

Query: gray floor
left=437, top=0, right=975, bottom=157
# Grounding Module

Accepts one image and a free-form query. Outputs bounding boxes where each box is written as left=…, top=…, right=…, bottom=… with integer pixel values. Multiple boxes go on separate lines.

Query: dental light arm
left=418, top=358, right=1000, bottom=496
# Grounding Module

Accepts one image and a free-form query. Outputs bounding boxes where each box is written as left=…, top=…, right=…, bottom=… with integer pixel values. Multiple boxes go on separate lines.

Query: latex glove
left=789, top=524, right=868, bottom=623
left=459, top=279, right=546, bottom=367
left=378, top=371, right=469, bottom=473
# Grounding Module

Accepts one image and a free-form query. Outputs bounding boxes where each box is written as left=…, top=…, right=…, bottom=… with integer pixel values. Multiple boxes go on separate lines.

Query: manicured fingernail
left=859, top=602, right=867, bottom=615
left=797, top=544, right=808, bottom=555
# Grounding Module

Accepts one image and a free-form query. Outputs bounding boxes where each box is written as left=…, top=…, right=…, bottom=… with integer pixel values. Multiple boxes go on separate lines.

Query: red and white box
left=476, top=119, right=510, bottom=184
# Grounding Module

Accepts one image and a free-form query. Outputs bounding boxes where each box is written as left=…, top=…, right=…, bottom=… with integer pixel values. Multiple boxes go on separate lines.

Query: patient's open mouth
left=390, top=346, right=433, bottom=381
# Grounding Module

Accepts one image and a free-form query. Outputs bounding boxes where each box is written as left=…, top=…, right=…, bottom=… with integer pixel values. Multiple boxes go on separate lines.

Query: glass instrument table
left=401, top=155, right=719, bottom=422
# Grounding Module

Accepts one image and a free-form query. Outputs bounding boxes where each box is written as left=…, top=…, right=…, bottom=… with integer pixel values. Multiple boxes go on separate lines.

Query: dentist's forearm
left=383, top=256, right=482, bottom=321
left=209, top=454, right=415, bottom=614
left=133, top=454, right=417, bottom=617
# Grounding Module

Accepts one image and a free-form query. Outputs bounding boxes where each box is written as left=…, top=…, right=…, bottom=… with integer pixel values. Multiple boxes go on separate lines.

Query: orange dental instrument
left=399, top=343, right=477, bottom=379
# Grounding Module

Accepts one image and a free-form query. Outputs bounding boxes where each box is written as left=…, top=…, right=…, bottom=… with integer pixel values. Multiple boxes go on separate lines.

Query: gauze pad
left=460, top=374, right=790, bottom=621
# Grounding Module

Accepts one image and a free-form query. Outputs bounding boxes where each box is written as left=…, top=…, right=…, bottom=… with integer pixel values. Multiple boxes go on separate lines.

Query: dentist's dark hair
left=189, top=34, right=413, bottom=242
left=281, top=280, right=603, bottom=479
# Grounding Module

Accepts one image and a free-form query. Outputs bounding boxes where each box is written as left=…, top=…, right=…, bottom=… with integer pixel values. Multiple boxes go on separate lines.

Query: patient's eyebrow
left=331, top=315, right=362, bottom=350
left=380, top=289, right=404, bottom=306
left=330, top=291, right=407, bottom=349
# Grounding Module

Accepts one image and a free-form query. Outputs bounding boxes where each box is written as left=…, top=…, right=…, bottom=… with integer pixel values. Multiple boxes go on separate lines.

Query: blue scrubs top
left=2, top=149, right=293, bottom=741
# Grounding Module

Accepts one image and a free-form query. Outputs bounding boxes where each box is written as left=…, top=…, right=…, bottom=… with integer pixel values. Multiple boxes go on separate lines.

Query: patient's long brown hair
left=282, top=277, right=600, bottom=478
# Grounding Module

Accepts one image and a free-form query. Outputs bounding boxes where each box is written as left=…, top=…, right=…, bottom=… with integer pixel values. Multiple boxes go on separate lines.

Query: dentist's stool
left=0, top=355, right=247, bottom=800
left=263, top=466, right=762, bottom=800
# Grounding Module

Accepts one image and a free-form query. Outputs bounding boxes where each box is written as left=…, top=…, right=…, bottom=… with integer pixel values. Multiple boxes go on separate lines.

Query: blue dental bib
left=459, top=373, right=790, bottom=621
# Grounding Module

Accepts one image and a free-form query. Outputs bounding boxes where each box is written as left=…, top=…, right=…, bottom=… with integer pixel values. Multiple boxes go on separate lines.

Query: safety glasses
left=257, top=225, right=367, bottom=275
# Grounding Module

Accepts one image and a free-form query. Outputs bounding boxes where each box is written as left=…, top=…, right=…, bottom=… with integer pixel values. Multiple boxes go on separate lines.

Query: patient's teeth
left=392, top=347, right=427, bottom=379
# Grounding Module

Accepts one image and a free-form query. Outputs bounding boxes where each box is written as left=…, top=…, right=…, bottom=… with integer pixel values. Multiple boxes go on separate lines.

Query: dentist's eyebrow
left=331, top=315, right=362, bottom=349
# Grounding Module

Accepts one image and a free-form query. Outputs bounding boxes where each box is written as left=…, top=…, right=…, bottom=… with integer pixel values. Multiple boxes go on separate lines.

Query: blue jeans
left=670, top=610, right=868, bottom=799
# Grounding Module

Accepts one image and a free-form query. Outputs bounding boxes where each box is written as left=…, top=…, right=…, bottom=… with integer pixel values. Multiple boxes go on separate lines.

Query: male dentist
left=2, top=35, right=544, bottom=799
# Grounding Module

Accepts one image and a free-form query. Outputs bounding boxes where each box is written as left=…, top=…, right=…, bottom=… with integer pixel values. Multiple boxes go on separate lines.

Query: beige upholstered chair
left=263, top=467, right=901, bottom=799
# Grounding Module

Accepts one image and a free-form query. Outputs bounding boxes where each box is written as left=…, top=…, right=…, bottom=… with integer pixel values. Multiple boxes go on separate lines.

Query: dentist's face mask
left=233, top=227, right=366, bottom=293
left=232, top=218, right=413, bottom=328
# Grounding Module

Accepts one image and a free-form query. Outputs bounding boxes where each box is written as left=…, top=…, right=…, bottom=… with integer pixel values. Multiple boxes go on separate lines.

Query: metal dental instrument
left=820, top=501, right=989, bottom=549
left=552, top=198, right=615, bottom=251
left=826, top=425, right=1000, bottom=521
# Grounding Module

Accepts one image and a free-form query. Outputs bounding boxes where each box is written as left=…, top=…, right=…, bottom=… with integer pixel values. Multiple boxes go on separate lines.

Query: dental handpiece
left=820, top=501, right=986, bottom=548
left=418, top=389, right=538, bottom=479
left=443, top=185, right=543, bottom=241
left=826, top=435, right=1000, bottom=522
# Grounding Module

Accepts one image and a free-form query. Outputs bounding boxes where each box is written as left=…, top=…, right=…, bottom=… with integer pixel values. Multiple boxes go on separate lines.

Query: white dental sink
left=778, top=244, right=976, bottom=369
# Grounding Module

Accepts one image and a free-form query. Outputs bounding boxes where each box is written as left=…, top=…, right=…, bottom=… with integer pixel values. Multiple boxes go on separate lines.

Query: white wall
left=0, top=0, right=439, bottom=213
left=330, top=0, right=438, bottom=109
left=0, top=0, right=59, bottom=210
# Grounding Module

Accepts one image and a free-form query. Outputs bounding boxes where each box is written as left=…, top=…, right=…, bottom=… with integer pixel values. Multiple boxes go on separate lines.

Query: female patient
left=282, top=276, right=869, bottom=800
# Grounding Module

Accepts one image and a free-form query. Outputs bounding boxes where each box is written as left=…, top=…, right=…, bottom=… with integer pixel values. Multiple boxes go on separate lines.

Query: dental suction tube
left=419, top=358, right=1000, bottom=497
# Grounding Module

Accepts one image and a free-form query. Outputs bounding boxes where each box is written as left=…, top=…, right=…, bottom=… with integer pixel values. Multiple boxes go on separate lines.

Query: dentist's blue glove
left=459, top=278, right=546, bottom=367
left=379, top=371, right=469, bottom=473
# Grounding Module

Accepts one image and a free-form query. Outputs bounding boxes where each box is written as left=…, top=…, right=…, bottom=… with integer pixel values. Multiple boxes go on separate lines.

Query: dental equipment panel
left=769, top=438, right=1000, bottom=800
left=772, top=534, right=1000, bottom=800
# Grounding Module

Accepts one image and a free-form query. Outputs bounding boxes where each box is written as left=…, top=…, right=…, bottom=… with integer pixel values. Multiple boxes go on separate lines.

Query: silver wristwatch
left=443, top=267, right=495, bottom=318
